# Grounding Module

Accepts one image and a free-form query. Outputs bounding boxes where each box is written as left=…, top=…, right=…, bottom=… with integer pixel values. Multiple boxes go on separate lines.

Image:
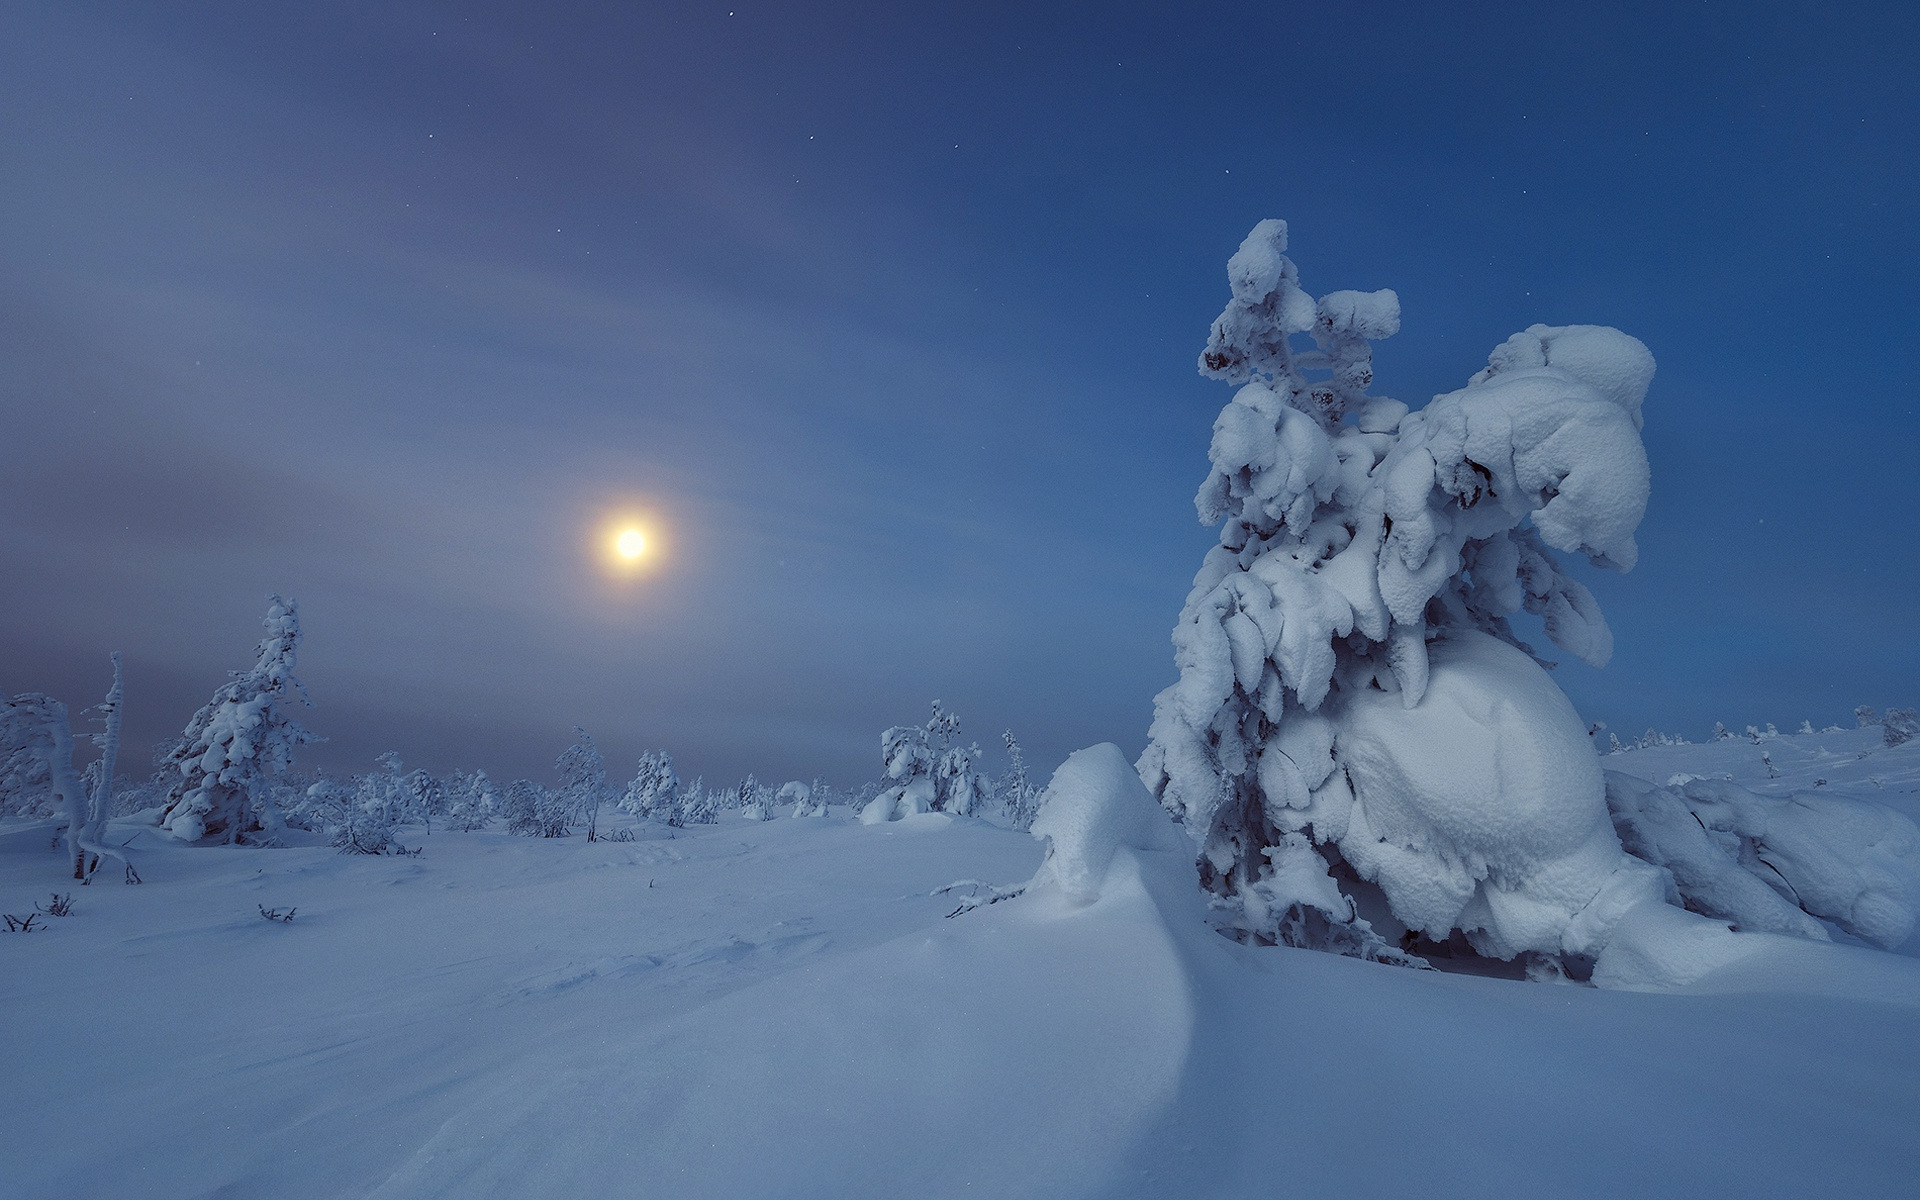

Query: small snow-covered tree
left=556, top=727, right=608, bottom=839
left=504, top=778, right=569, bottom=837
left=619, top=751, right=679, bottom=819
left=3, top=655, right=137, bottom=880
left=677, top=775, right=715, bottom=825
left=159, top=597, right=318, bottom=844
left=998, top=730, right=1042, bottom=830
left=865, top=702, right=991, bottom=821
left=448, top=769, right=498, bottom=831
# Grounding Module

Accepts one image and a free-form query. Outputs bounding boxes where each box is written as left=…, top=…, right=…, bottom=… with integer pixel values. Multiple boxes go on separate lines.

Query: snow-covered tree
left=504, top=778, right=570, bottom=837
left=3, top=655, right=137, bottom=880
left=556, top=727, right=608, bottom=839
left=159, top=597, right=318, bottom=843
left=1140, top=219, right=1665, bottom=965
left=0, top=691, right=56, bottom=818
left=998, top=730, right=1042, bottom=830
left=864, top=702, right=992, bottom=822
left=448, top=769, right=498, bottom=831
left=779, top=779, right=825, bottom=817
left=619, top=751, right=679, bottom=820
left=677, top=776, right=715, bottom=825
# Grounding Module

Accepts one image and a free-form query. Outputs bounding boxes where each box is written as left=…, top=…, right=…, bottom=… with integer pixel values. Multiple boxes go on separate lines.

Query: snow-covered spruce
left=1138, top=220, right=1920, bottom=978
left=159, top=597, right=318, bottom=844
left=1138, top=220, right=1664, bottom=970
left=618, top=751, right=678, bottom=820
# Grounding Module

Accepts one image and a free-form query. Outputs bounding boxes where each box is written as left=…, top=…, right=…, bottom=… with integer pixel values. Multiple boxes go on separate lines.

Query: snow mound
left=1337, top=631, right=1667, bottom=961
left=1028, top=743, right=1187, bottom=904
left=1608, top=772, right=1920, bottom=949
left=859, top=776, right=936, bottom=824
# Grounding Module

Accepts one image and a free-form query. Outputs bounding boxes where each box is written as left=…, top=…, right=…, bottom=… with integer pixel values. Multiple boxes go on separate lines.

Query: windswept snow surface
left=4, top=729, right=1919, bottom=1200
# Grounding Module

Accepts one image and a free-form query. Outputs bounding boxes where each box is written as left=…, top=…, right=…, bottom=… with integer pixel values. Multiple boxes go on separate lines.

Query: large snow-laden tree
left=160, top=596, right=318, bottom=844
left=1139, top=219, right=1671, bottom=967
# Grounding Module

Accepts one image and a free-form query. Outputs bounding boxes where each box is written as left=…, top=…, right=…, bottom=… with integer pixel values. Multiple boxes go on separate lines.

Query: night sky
left=3, top=1, right=1915, bottom=788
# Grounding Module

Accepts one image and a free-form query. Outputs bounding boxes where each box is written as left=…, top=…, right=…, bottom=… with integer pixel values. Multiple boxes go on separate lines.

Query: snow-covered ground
left=4, top=726, right=1918, bottom=1199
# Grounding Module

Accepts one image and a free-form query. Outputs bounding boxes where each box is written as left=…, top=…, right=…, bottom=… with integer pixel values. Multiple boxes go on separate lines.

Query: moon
left=616, top=529, right=647, bottom=559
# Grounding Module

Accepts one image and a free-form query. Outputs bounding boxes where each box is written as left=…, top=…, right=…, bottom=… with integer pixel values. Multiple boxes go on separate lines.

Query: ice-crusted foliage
left=1141, top=221, right=1661, bottom=964
left=160, top=597, right=318, bottom=844
left=619, top=752, right=679, bottom=819
left=1607, top=773, right=1920, bottom=950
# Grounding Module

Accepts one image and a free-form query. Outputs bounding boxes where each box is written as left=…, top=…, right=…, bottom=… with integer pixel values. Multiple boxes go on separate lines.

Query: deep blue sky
left=3, top=1, right=1915, bottom=788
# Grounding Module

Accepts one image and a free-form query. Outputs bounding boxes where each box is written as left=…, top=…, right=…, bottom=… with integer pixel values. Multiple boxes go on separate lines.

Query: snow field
left=5, top=724, right=1919, bottom=1199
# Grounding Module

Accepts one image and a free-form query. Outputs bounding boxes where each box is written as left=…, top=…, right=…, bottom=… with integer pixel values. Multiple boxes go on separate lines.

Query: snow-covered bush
left=159, top=597, right=318, bottom=844
left=1139, top=220, right=1669, bottom=966
left=619, top=751, right=678, bottom=820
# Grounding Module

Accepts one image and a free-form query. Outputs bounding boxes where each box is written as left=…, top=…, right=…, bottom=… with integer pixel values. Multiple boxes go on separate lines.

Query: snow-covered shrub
left=864, top=702, right=991, bottom=822
left=1139, top=219, right=1670, bottom=967
left=619, top=751, right=678, bottom=820
left=1883, top=708, right=1917, bottom=747
left=159, top=597, right=318, bottom=844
